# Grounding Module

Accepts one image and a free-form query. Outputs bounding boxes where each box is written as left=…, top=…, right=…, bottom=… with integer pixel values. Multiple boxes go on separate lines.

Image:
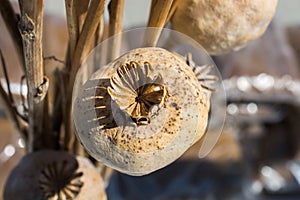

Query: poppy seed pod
left=73, top=47, right=214, bottom=176
left=3, top=150, right=107, bottom=200
left=171, top=0, right=278, bottom=55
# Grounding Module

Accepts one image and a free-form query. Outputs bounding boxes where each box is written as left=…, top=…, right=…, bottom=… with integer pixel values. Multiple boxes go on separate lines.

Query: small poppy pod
left=3, top=150, right=107, bottom=200
left=73, top=47, right=212, bottom=176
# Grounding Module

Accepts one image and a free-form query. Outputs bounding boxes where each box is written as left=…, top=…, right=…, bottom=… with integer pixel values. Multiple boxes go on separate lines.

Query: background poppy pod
left=3, top=150, right=107, bottom=200
left=171, top=0, right=278, bottom=55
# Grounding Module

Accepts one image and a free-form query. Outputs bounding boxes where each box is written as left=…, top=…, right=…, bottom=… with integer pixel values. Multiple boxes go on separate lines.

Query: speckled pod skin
left=171, top=0, right=278, bottom=55
left=74, top=47, right=210, bottom=176
left=3, top=150, right=107, bottom=200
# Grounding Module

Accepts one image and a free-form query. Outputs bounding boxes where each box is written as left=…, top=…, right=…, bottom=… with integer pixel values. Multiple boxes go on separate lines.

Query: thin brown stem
left=18, top=0, right=24, bottom=11
left=73, top=138, right=85, bottom=155
left=44, top=56, right=65, bottom=65
left=0, top=51, right=23, bottom=136
left=148, top=0, right=174, bottom=27
left=166, top=0, right=179, bottom=22
left=108, top=0, right=124, bottom=60
left=145, top=0, right=174, bottom=46
left=65, top=0, right=106, bottom=152
left=0, top=0, right=25, bottom=71
left=95, top=16, right=105, bottom=46
left=69, top=0, right=106, bottom=83
left=76, top=0, right=90, bottom=32
left=18, top=0, right=50, bottom=151
left=93, top=18, right=105, bottom=71
left=0, top=50, right=14, bottom=104
left=57, top=70, right=67, bottom=149
left=0, top=83, right=25, bottom=137
left=65, top=0, right=79, bottom=63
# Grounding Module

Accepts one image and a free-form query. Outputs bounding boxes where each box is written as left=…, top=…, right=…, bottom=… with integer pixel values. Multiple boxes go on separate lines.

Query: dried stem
left=65, top=0, right=79, bottom=63
left=0, top=50, right=14, bottom=105
left=166, top=0, right=179, bottom=22
left=44, top=56, right=65, bottom=65
left=18, top=0, right=51, bottom=151
left=0, top=0, right=25, bottom=71
left=148, top=0, right=174, bottom=27
left=95, top=16, right=105, bottom=46
left=93, top=18, right=105, bottom=71
left=73, top=138, right=85, bottom=156
left=0, top=83, right=24, bottom=136
left=108, top=0, right=124, bottom=60
left=18, top=0, right=24, bottom=11
left=76, top=0, right=90, bottom=32
left=68, top=0, right=106, bottom=92
left=145, top=0, right=174, bottom=46
left=65, top=0, right=106, bottom=152
left=0, top=50, right=24, bottom=138
left=57, top=70, right=67, bottom=148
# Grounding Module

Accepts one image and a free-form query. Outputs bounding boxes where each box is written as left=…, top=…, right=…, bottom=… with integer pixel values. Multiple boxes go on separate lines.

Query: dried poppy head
left=73, top=47, right=215, bottom=176
left=3, top=150, right=107, bottom=200
left=171, top=0, right=278, bottom=55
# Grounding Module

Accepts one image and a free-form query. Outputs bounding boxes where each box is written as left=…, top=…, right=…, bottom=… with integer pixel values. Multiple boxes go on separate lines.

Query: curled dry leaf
left=73, top=47, right=214, bottom=176
left=171, top=0, right=278, bottom=55
left=3, top=150, right=107, bottom=200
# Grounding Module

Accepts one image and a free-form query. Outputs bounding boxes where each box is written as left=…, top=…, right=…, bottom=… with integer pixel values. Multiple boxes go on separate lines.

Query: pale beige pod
left=3, top=150, right=107, bottom=200
left=171, top=0, right=278, bottom=55
left=73, top=47, right=212, bottom=176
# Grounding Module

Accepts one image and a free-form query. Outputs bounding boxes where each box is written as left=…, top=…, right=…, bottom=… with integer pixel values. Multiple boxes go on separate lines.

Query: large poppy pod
left=73, top=47, right=213, bottom=176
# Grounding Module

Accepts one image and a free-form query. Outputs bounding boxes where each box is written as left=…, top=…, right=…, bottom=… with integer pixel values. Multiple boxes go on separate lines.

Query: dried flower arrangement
left=0, top=0, right=277, bottom=199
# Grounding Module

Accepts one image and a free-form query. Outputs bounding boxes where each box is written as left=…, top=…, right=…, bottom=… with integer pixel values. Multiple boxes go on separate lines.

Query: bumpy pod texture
left=74, top=47, right=211, bottom=176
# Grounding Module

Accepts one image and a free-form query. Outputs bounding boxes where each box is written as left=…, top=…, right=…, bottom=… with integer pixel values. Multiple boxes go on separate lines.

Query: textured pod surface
left=74, top=47, right=210, bottom=176
left=171, top=0, right=278, bottom=55
left=3, top=150, right=107, bottom=200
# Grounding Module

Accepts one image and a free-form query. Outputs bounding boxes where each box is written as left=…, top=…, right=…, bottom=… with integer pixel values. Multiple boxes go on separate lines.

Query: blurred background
left=1, top=0, right=300, bottom=199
